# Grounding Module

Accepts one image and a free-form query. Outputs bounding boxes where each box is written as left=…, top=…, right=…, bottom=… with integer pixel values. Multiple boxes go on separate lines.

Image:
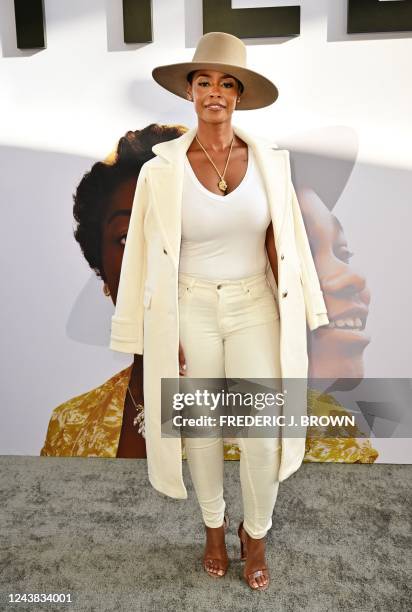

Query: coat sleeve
left=110, top=164, right=149, bottom=354
left=285, top=151, right=330, bottom=332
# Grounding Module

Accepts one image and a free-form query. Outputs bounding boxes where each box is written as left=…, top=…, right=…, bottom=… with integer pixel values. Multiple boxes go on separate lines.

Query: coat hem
left=148, top=474, right=188, bottom=500
left=278, top=453, right=305, bottom=482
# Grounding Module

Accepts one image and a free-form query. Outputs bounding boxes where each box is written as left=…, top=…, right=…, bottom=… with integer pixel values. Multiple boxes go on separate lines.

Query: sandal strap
left=204, top=556, right=227, bottom=564
left=204, top=557, right=228, bottom=575
left=246, top=568, right=268, bottom=579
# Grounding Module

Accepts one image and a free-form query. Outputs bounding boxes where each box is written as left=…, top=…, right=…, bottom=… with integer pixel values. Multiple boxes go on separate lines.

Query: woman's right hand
left=179, top=342, right=187, bottom=376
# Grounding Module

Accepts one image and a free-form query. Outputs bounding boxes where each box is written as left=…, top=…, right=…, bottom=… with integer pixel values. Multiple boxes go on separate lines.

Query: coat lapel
left=148, top=125, right=288, bottom=269
left=233, top=124, right=289, bottom=243
left=148, top=127, right=196, bottom=270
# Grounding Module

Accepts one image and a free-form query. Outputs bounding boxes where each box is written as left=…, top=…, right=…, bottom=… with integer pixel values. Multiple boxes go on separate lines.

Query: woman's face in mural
left=100, top=177, right=137, bottom=304
left=297, top=188, right=371, bottom=380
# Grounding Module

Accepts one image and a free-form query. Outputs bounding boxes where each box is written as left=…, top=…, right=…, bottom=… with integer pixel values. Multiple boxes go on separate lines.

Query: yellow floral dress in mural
left=40, top=365, right=378, bottom=463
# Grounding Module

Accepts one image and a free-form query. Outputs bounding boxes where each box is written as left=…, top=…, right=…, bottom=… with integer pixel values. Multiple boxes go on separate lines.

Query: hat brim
left=152, top=61, right=278, bottom=110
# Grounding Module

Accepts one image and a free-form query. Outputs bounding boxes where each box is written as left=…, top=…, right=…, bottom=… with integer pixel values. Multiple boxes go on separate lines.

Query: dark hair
left=187, top=70, right=244, bottom=95
left=73, top=123, right=187, bottom=281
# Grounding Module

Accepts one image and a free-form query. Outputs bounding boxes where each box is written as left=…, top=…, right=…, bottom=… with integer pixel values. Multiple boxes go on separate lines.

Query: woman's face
left=100, top=176, right=137, bottom=304
left=297, top=188, right=371, bottom=380
left=187, top=69, right=240, bottom=124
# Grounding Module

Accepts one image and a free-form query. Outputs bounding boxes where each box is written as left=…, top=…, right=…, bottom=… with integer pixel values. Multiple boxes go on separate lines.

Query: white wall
left=1, top=0, right=411, bottom=166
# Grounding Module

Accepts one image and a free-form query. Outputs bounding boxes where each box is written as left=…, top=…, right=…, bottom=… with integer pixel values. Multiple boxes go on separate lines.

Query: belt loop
left=240, top=278, right=250, bottom=295
left=178, top=274, right=197, bottom=291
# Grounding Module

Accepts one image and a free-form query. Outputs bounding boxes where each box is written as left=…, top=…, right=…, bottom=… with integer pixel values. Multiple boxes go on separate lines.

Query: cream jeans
left=178, top=270, right=282, bottom=539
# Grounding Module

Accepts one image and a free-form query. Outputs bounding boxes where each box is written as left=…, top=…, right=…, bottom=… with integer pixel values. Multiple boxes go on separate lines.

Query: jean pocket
left=178, top=284, right=191, bottom=301
left=247, top=278, right=273, bottom=301
left=247, top=281, right=280, bottom=319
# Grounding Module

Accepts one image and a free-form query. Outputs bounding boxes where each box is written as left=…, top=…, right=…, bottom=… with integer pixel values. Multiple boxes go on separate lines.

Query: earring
left=103, top=283, right=111, bottom=297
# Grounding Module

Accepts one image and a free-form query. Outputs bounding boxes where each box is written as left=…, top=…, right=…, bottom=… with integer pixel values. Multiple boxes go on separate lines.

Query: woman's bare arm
left=265, top=222, right=278, bottom=286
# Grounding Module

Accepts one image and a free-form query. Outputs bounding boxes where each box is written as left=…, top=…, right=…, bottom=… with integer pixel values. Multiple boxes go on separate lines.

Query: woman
left=111, top=32, right=329, bottom=590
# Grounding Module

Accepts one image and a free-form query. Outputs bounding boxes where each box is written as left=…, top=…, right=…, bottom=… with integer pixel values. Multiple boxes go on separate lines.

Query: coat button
left=217, top=284, right=222, bottom=290
left=163, top=248, right=167, bottom=254
left=280, top=253, right=284, bottom=260
left=282, top=290, right=288, bottom=298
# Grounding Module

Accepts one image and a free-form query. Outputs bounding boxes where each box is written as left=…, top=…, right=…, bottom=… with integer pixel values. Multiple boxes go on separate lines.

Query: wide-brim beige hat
left=152, top=32, right=278, bottom=110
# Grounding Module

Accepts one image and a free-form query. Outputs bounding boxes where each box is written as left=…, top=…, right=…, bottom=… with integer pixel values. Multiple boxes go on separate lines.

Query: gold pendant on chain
left=218, top=178, right=228, bottom=193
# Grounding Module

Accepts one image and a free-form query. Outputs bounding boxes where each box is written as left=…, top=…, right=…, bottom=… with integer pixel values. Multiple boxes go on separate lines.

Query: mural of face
left=100, top=176, right=138, bottom=305
left=297, top=188, right=371, bottom=381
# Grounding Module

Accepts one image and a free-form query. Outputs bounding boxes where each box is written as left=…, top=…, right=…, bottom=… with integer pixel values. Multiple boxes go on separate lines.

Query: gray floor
left=1, top=457, right=411, bottom=612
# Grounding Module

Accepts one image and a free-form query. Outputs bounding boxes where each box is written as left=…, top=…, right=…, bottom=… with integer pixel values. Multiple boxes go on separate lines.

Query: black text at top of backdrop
left=11, top=0, right=412, bottom=50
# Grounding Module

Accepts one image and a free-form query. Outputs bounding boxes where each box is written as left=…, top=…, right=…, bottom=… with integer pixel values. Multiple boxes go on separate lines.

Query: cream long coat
left=110, top=125, right=329, bottom=499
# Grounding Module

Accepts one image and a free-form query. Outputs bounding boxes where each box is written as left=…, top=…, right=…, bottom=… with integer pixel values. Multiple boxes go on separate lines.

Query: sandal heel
left=237, top=520, right=247, bottom=561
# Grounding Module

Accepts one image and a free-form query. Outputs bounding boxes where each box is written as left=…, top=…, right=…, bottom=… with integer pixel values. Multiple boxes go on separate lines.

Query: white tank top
left=179, top=146, right=271, bottom=280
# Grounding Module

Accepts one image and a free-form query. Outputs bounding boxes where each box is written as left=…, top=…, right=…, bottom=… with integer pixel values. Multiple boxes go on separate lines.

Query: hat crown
left=151, top=31, right=278, bottom=110
left=191, top=32, right=247, bottom=69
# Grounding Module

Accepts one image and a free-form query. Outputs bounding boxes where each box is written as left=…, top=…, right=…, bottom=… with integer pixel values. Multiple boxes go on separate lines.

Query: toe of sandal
left=244, top=568, right=270, bottom=591
left=203, top=557, right=228, bottom=578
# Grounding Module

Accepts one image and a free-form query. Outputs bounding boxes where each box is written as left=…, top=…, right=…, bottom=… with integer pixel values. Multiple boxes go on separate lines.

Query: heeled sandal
left=203, top=513, right=230, bottom=578
left=238, top=520, right=270, bottom=591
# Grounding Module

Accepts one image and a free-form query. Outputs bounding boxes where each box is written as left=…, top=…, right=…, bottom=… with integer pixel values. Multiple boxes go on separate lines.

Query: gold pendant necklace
left=218, top=178, right=228, bottom=192
left=195, top=134, right=235, bottom=194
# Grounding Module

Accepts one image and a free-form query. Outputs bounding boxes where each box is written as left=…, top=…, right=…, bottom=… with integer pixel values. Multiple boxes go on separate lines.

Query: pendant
left=218, top=178, right=228, bottom=193
left=133, top=405, right=145, bottom=438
